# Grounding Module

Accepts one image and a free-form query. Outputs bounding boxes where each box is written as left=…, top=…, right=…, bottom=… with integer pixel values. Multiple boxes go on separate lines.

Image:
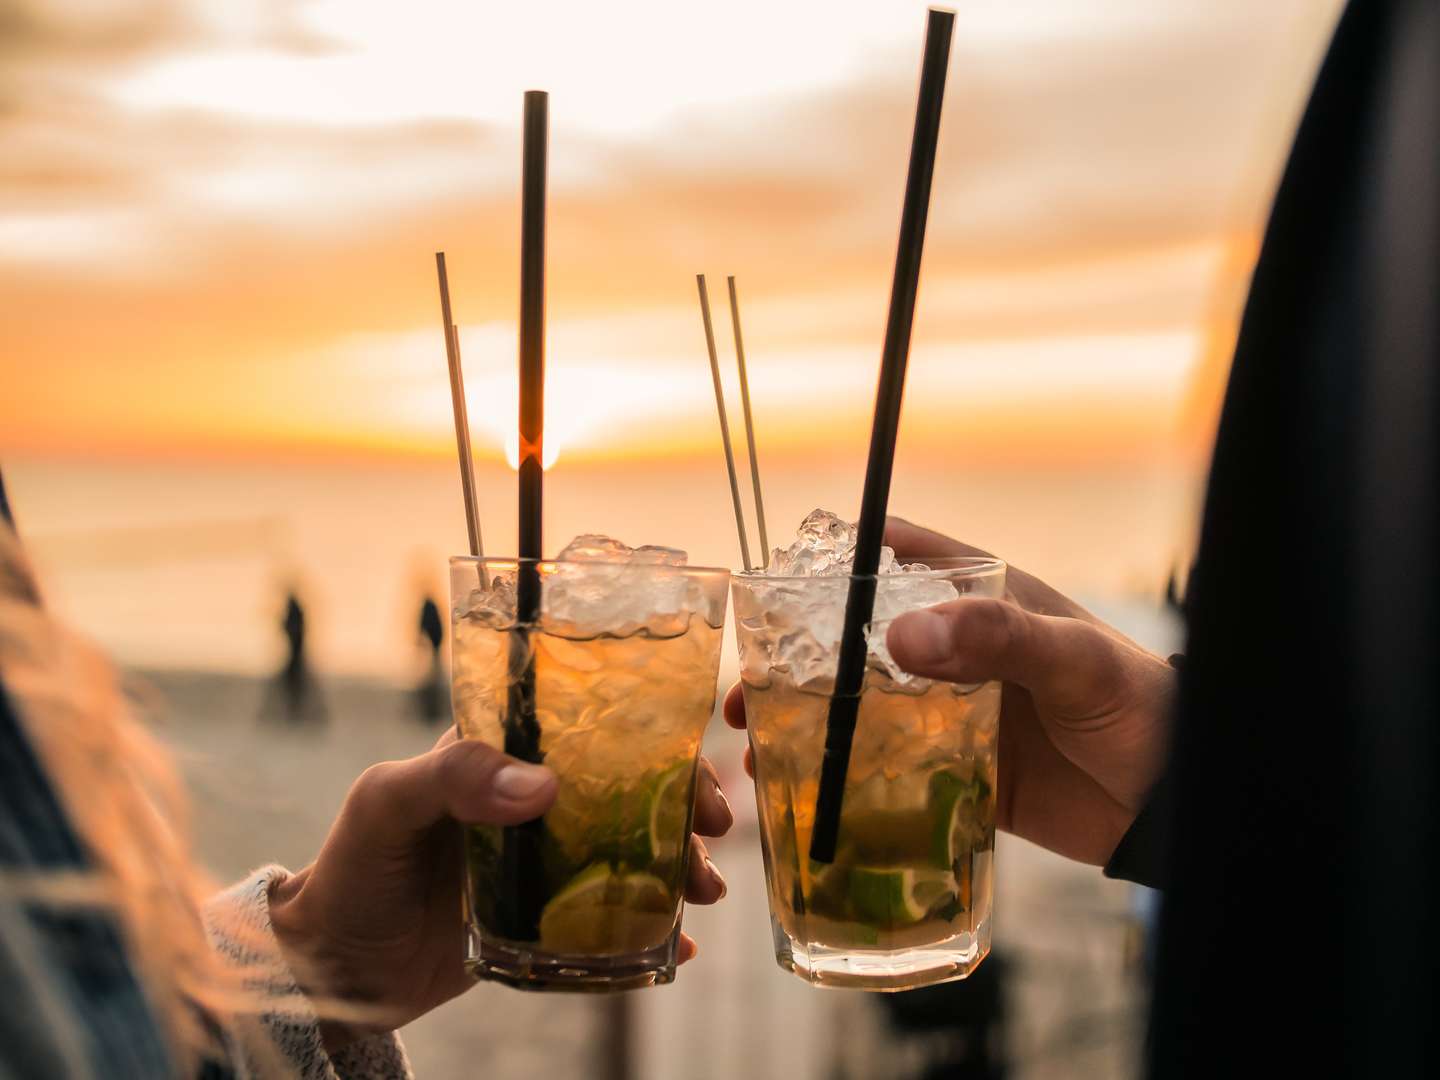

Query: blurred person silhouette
left=0, top=509, right=734, bottom=1077
left=415, top=595, right=446, bottom=723
left=411, top=558, right=449, bottom=725
left=727, top=2, right=1435, bottom=1075
left=263, top=580, right=327, bottom=728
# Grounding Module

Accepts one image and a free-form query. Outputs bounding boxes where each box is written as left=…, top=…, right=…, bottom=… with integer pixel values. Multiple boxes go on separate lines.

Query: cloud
left=0, top=0, right=1343, bottom=463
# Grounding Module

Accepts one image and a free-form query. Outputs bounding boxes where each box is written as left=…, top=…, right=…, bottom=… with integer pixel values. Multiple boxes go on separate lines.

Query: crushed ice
left=742, top=509, right=959, bottom=690
left=455, top=534, right=708, bottom=639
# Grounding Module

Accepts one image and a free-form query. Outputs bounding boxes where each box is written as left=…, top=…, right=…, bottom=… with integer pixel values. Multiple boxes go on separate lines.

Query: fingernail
left=705, top=857, right=727, bottom=899
left=495, top=762, right=552, bottom=799
left=713, top=781, right=734, bottom=827
left=890, top=610, right=951, bottom=667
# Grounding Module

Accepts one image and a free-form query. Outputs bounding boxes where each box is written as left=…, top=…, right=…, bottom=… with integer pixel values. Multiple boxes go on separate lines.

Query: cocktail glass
left=732, top=556, right=1005, bottom=990
left=451, top=553, right=729, bottom=991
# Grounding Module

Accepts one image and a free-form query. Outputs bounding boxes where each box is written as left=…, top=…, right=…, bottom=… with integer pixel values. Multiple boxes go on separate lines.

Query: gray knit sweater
left=205, top=867, right=414, bottom=1080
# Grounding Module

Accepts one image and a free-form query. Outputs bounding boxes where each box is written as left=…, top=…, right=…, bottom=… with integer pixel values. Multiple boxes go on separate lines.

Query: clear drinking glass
left=451, top=555, right=729, bottom=991
left=731, top=556, right=1006, bottom=991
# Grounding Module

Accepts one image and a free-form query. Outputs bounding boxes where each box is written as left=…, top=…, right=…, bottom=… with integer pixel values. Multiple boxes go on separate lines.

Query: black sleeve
left=1101, top=654, right=1181, bottom=890
left=1102, top=771, right=1171, bottom=890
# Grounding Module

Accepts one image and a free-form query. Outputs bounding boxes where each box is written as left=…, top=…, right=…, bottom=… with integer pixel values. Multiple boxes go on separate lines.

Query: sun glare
left=503, top=431, right=560, bottom=471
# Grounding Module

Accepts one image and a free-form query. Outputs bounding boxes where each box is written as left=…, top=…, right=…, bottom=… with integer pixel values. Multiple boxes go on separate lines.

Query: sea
left=3, top=453, right=1197, bottom=678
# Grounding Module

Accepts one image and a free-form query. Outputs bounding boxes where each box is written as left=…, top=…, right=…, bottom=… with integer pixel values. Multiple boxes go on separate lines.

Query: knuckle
left=436, top=738, right=503, bottom=792
left=349, top=760, right=401, bottom=813
left=993, top=600, right=1031, bottom=652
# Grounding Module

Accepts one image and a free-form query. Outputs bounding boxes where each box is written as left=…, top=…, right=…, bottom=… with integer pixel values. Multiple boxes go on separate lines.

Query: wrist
left=267, top=870, right=374, bottom=1055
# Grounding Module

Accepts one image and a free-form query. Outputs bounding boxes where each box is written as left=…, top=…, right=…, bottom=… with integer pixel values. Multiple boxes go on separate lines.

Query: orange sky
left=1, top=0, right=1342, bottom=470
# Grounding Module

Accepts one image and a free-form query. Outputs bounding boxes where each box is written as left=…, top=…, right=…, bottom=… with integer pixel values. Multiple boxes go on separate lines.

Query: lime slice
left=928, top=769, right=990, bottom=871
left=848, top=866, right=955, bottom=927
left=645, top=762, right=692, bottom=866
left=542, top=761, right=692, bottom=871
left=538, top=864, right=676, bottom=955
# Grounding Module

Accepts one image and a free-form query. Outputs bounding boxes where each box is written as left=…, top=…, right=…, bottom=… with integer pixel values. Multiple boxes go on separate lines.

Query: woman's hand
left=268, top=727, right=733, bottom=1039
left=724, top=516, right=1174, bottom=867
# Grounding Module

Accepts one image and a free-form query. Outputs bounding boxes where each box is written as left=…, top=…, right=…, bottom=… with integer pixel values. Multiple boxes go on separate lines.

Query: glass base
left=773, top=918, right=991, bottom=992
left=465, top=923, right=678, bottom=993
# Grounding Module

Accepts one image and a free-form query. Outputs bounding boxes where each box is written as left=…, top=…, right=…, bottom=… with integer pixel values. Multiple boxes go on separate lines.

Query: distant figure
left=414, top=594, right=448, bottom=725
left=1162, top=564, right=1188, bottom=615
left=265, top=588, right=326, bottom=727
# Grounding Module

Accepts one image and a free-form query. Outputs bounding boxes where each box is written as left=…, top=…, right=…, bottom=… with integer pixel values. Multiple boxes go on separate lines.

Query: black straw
left=500, top=89, right=549, bottom=940
left=810, top=8, right=955, bottom=864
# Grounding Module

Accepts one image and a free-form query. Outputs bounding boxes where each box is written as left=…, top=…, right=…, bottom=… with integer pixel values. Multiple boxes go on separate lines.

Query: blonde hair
left=0, top=528, right=270, bottom=1073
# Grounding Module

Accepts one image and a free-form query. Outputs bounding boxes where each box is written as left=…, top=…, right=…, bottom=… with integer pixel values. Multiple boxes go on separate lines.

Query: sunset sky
left=2, top=0, right=1343, bottom=470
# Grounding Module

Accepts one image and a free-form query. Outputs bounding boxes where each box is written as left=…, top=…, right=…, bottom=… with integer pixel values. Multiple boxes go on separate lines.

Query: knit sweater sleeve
left=203, top=867, right=412, bottom=1080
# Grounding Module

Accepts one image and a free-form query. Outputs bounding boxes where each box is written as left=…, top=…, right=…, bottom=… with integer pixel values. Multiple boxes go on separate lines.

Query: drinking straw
left=435, top=253, right=485, bottom=560
left=500, top=89, right=549, bottom=941
left=726, top=276, right=770, bottom=566
left=810, top=7, right=955, bottom=864
left=697, top=273, right=754, bottom=571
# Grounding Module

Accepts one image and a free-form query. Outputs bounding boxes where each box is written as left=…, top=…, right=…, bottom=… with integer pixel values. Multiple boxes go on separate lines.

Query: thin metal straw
left=726, top=276, right=770, bottom=566
left=697, top=273, right=753, bottom=571
left=435, top=253, right=484, bottom=559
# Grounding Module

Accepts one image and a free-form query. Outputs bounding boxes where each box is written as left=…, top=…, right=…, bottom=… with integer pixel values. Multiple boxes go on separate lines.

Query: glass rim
left=731, top=554, right=1005, bottom=584
left=449, top=554, right=733, bottom=577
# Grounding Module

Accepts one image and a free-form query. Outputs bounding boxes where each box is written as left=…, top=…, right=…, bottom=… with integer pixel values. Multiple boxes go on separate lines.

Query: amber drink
left=451, top=538, right=728, bottom=991
left=733, top=511, right=1005, bottom=990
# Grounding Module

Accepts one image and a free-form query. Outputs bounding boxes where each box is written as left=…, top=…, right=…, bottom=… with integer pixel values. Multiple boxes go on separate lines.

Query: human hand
left=269, top=727, right=733, bottom=1040
left=724, top=516, right=1173, bottom=866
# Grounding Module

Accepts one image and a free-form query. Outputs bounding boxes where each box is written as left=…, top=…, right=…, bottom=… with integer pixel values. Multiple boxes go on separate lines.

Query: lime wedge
left=646, top=762, right=692, bottom=866
left=543, top=761, right=692, bottom=871
left=538, top=864, right=676, bottom=955
left=929, top=769, right=990, bottom=871
left=803, top=859, right=851, bottom=919
left=848, top=866, right=955, bottom=927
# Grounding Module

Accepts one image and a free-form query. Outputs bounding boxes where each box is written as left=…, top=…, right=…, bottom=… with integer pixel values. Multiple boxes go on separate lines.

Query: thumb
left=348, top=739, right=557, bottom=837
left=886, top=597, right=1120, bottom=713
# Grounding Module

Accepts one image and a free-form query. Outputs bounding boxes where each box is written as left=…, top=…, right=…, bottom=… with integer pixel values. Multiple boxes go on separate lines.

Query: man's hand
left=269, top=727, right=733, bottom=1038
left=725, top=516, right=1173, bottom=866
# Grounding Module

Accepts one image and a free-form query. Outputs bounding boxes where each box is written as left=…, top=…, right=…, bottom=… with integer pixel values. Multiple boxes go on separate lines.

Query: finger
left=723, top=683, right=747, bottom=729
left=743, top=745, right=754, bottom=780
left=432, top=724, right=461, bottom=751
left=678, top=933, right=698, bottom=964
left=886, top=598, right=1123, bottom=714
left=684, top=835, right=727, bottom=905
left=883, top=516, right=993, bottom=563
left=347, top=739, right=557, bottom=839
left=691, top=757, right=734, bottom=837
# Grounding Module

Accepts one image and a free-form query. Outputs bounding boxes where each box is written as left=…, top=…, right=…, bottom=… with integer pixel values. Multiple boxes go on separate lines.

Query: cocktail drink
left=733, top=511, right=1005, bottom=991
left=451, top=537, right=729, bottom=991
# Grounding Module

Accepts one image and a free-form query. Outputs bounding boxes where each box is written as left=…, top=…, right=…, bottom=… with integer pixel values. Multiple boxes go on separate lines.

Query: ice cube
left=765, top=508, right=902, bottom=578
left=747, top=510, right=958, bottom=690
left=867, top=573, right=959, bottom=688
left=557, top=534, right=637, bottom=562
left=546, top=533, right=698, bottom=639
left=456, top=574, right=517, bottom=629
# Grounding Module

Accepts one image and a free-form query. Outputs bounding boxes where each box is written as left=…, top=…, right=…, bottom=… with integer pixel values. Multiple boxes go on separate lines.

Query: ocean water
left=4, top=453, right=1199, bottom=677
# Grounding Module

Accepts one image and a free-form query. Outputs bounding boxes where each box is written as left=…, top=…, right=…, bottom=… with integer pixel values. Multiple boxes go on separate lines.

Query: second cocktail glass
left=732, top=548, right=1006, bottom=991
left=451, top=548, right=729, bottom=991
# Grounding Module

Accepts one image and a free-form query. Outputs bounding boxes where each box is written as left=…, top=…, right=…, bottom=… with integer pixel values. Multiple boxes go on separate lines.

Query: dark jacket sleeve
left=1102, top=656, right=1181, bottom=891
left=1102, top=772, right=1171, bottom=891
